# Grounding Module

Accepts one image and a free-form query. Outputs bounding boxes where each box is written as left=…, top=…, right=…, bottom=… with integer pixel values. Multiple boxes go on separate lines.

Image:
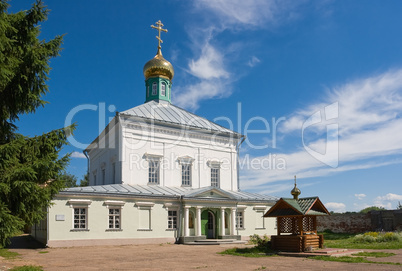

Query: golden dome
left=291, top=175, right=301, bottom=200
left=143, top=48, right=174, bottom=81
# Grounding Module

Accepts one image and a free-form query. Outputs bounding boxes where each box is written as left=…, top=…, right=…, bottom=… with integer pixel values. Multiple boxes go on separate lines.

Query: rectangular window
left=112, top=162, right=116, bottom=183
left=148, top=160, right=160, bottom=184
left=211, top=168, right=220, bottom=187
left=74, top=208, right=87, bottom=229
left=181, top=164, right=191, bottom=186
left=102, top=168, right=106, bottom=185
left=236, top=211, right=244, bottom=229
left=161, top=83, right=166, bottom=96
left=108, top=208, right=121, bottom=229
left=167, top=210, right=177, bottom=229
left=152, top=82, right=157, bottom=95
left=256, top=211, right=265, bottom=229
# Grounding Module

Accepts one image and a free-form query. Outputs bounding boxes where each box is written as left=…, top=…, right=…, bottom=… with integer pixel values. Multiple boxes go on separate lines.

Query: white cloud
left=188, top=44, right=229, bottom=80
left=175, top=80, right=231, bottom=110
left=175, top=1, right=307, bottom=110
left=195, top=0, right=302, bottom=27
left=240, top=69, right=402, bottom=191
left=376, top=193, right=402, bottom=201
left=325, top=202, right=346, bottom=213
left=355, top=193, right=366, bottom=200
left=71, top=151, right=86, bottom=159
left=247, top=56, right=261, bottom=67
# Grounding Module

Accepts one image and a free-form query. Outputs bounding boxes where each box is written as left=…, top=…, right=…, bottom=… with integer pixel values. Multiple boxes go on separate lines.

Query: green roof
left=264, top=197, right=329, bottom=217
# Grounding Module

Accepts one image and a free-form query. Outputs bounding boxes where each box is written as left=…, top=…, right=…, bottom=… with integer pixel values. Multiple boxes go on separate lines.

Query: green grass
left=0, top=248, right=20, bottom=259
left=219, top=247, right=276, bottom=257
left=9, top=265, right=44, bottom=271
left=310, top=256, right=401, bottom=266
left=352, top=252, right=395, bottom=258
left=320, top=232, right=402, bottom=249
left=38, top=251, right=49, bottom=254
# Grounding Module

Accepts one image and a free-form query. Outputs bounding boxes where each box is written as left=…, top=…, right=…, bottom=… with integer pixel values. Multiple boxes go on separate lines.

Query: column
left=196, top=207, right=202, bottom=236
left=231, top=207, right=236, bottom=235
left=220, top=207, right=225, bottom=237
left=184, top=206, right=190, bottom=237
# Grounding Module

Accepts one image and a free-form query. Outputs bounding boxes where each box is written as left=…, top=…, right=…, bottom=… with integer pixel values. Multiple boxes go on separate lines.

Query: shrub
left=364, top=232, right=379, bottom=238
left=378, top=232, right=401, bottom=242
left=353, top=232, right=402, bottom=243
left=249, top=234, right=270, bottom=248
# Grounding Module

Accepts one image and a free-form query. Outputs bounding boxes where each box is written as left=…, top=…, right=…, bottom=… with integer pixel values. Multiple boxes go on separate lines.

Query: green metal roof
left=264, top=196, right=329, bottom=217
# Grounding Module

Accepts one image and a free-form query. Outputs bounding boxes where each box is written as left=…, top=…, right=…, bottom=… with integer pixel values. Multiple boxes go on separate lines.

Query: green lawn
left=309, top=255, right=401, bottom=266
left=9, top=266, right=43, bottom=271
left=219, top=247, right=276, bottom=257
left=0, top=248, right=20, bottom=259
left=321, top=232, right=402, bottom=249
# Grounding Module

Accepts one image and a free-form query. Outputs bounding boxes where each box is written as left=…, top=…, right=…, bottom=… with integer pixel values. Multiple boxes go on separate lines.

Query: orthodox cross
left=294, top=175, right=297, bottom=185
left=151, top=20, right=168, bottom=49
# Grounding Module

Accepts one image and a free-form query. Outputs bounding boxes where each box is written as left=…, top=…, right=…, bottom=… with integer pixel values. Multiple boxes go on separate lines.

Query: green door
left=201, top=210, right=216, bottom=238
left=201, top=210, right=208, bottom=236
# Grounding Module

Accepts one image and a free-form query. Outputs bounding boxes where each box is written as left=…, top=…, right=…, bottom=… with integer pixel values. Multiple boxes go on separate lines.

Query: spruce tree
left=0, top=0, right=72, bottom=246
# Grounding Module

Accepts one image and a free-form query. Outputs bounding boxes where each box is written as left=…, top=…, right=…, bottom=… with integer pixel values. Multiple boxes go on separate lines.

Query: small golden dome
left=143, top=48, right=174, bottom=81
left=291, top=175, right=301, bottom=200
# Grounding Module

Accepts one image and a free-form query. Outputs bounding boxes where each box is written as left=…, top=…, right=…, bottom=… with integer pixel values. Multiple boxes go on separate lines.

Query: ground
left=1, top=236, right=402, bottom=271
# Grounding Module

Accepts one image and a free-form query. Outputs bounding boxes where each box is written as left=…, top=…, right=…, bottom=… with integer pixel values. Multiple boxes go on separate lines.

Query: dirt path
left=1, top=237, right=402, bottom=271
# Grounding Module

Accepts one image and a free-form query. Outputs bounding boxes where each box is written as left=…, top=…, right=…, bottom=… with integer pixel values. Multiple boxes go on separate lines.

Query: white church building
left=32, top=21, right=278, bottom=247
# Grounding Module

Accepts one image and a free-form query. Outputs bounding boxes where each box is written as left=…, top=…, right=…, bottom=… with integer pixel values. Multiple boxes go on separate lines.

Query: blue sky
left=10, top=0, right=402, bottom=212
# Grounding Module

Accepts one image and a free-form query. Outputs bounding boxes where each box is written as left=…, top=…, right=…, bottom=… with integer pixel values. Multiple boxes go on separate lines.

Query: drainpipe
left=176, top=195, right=184, bottom=244
left=236, top=136, right=246, bottom=191
left=83, top=150, right=89, bottom=186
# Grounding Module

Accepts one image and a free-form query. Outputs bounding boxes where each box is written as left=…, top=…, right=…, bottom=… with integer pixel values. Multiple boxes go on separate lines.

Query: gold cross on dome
left=151, top=20, right=168, bottom=49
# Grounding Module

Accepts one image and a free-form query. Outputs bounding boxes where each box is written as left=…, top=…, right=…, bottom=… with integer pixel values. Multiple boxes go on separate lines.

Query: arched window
left=161, top=82, right=166, bottom=96
left=152, top=82, right=157, bottom=95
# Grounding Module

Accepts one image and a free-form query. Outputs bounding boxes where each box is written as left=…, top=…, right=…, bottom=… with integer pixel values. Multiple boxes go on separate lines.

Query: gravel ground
left=1, top=236, right=401, bottom=271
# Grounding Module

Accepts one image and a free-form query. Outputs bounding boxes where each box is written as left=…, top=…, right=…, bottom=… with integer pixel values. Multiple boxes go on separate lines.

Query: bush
left=378, top=232, right=401, bottom=242
left=353, top=232, right=401, bottom=243
left=249, top=234, right=270, bottom=249
left=364, top=232, right=379, bottom=238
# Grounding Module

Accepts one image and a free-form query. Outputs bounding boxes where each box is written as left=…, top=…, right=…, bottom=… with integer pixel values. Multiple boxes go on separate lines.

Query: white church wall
left=88, top=120, right=121, bottom=186
left=120, top=122, right=239, bottom=190
left=47, top=197, right=180, bottom=247
left=236, top=204, right=277, bottom=240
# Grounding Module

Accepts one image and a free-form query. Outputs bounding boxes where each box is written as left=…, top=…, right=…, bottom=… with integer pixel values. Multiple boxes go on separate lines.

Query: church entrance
left=206, top=211, right=215, bottom=239
left=201, top=210, right=216, bottom=239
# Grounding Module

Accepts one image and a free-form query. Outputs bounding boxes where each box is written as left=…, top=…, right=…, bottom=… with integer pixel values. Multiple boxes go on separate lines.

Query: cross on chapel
left=151, top=20, right=168, bottom=49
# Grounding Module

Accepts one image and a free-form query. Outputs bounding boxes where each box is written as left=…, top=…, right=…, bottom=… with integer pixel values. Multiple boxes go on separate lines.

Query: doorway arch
left=201, top=210, right=216, bottom=239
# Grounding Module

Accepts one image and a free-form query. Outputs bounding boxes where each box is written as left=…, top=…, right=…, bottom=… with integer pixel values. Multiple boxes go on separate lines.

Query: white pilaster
left=220, top=207, right=225, bottom=236
left=184, top=206, right=190, bottom=237
left=196, top=207, right=202, bottom=236
left=231, top=207, right=236, bottom=235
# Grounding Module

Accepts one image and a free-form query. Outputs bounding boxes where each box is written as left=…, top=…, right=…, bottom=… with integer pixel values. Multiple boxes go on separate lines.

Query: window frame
left=178, top=156, right=194, bottom=187
left=207, top=161, right=221, bottom=188
left=101, top=168, right=106, bottom=185
left=145, top=154, right=162, bottom=185
left=167, top=210, right=178, bottom=230
left=68, top=199, right=92, bottom=231
left=108, top=208, right=121, bottom=230
left=161, top=82, right=166, bottom=96
left=211, top=167, right=220, bottom=187
left=181, top=163, right=192, bottom=186
left=236, top=211, right=244, bottom=230
left=152, top=82, right=157, bottom=95
left=148, top=159, right=160, bottom=184
left=73, top=207, right=87, bottom=229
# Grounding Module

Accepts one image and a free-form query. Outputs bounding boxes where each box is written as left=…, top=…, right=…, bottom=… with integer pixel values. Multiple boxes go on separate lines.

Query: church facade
left=32, top=21, right=278, bottom=247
